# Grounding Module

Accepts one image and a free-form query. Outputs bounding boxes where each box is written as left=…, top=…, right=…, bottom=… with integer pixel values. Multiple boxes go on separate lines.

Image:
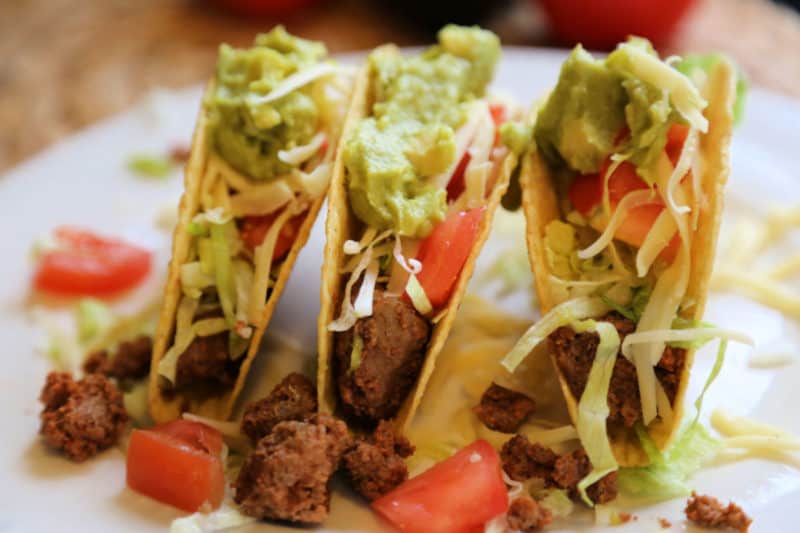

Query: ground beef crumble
left=342, top=420, right=414, bottom=501
left=685, top=492, right=751, bottom=532
left=334, top=288, right=430, bottom=422
left=473, top=382, right=536, bottom=433
left=39, top=372, right=129, bottom=462
left=507, top=495, right=553, bottom=532
left=548, top=312, right=686, bottom=428
left=500, top=434, right=617, bottom=504
left=83, top=335, right=152, bottom=383
left=233, top=414, right=351, bottom=523
left=240, top=372, right=317, bottom=444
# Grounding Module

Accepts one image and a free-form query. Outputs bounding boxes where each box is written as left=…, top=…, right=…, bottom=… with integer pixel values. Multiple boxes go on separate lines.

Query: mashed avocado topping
left=535, top=37, right=699, bottom=185
left=206, top=26, right=327, bottom=181
left=344, top=25, right=500, bottom=238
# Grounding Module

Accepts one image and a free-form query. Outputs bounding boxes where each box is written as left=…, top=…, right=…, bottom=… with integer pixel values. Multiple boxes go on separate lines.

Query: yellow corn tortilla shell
left=148, top=80, right=346, bottom=423
left=317, top=47, right=517, bottom=432
left=519, top=60, right=736, bottom=465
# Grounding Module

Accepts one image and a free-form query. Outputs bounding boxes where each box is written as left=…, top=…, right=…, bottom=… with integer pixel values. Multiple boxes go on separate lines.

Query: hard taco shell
left=148, top=80, right=344, bottom=423
left=317, top=47, right=518, bottom=431
left=519, top=60, right=736, bottom=465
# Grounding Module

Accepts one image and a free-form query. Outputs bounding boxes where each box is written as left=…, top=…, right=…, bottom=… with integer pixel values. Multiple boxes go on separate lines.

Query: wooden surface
left=2, top=0, right=799, bottom=172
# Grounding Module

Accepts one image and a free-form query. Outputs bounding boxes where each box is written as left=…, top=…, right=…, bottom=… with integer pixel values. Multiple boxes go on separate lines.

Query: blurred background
left=2, top=0, right=799, bottom=173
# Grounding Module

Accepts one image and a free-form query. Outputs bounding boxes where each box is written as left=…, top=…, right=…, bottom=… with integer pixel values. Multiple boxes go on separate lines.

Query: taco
left=317, top=25, right=523, bottom=430
left=501, top=38, right=738, bottom=477
left=148, top=27, right=352, bottom=423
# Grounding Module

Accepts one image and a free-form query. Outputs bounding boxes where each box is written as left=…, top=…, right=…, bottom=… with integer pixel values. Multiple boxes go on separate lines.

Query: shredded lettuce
left=169, top=504, right=255, bottom=533
left=186, top=221, right=209, bottom=237
left=618, top=422, right=722, bottom=502
left=349, top=334, right=364, bottom=371
left=573, top=320, right=621, bottom=506
left=676, top=53, right=747, bottom=125
left=127, top=154, right=174, bottom=178
left=158, top=296, right=200, bottom=383
left=501, top=297, right=610, bottom=373
left=406, top=272, right=433, bottom=315
left=75, top=299, right=113, bottom=344
left=534, top=489, right=574, bottom=518
left=692, top=339, right=728, bottom=426
left=229, top=180, right=294, bottom=217
left=123, top=380, right=152, bottom=427
left=209, top=220, right=237, bottom=326
left=180, top=262, right=215, bottom=298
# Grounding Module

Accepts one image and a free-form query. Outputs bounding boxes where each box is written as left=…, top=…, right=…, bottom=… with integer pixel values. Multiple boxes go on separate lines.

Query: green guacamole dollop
left=534, top=37, right=688, bottom=185
left=344, top=25, right=500, bottom=238
left=206, top=26, right=326, bottom=181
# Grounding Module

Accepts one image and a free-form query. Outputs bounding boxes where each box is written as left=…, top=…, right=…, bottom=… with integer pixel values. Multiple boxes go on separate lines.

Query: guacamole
left=535, top=38, right=689, bottom=185
left=206, top=26, right=327, bottom=181
left=344, top=25, right=501, bottom=238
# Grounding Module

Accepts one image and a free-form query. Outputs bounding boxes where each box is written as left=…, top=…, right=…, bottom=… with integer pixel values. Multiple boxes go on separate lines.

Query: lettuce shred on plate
left=127, top=153, right=174, bottom=178
left=618, top=422, right=722, bottom=501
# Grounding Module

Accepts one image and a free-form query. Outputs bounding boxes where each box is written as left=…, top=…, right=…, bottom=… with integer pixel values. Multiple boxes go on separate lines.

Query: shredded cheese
left=229, top=180, right=294, bottom=217
left=580, top=189, right=658, bottom=260
left=248, top=201, right=304, bottom=323
left=635, top=209, right=677, bottom=277
left=247, top=62, right=336, bottom=106
left=278, top=132, right=326, bottom=166
left=621, top=327, right=754, bottom=358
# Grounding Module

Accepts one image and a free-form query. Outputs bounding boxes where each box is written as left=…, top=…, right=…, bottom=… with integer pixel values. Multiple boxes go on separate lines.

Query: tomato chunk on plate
left=411, top=207, right=484, bottom=310
left=33, top=227, right=151, bottom=297
left=126, top=420, right=225, bottom=513
left=372, top=439, right=508, bottom=533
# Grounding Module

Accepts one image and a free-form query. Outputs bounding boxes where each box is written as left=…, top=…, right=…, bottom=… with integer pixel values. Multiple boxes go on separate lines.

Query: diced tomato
left=372, top=440, right=508, bottom=533
left=489, top=103, right=507, bottom=146
left=665, top=123, right=690, bottom=167
left=488, top=103, right=506, bottom=127
left=605, top=161, right=650, bottom=207
left=33, top=227, right=152, bottom=297
left=411, top=207, right=484, bottom=310
left=567, top=172, right=603, bottom=216
left=445, top=152, right=471, bottom=202
left=239, top=210, right=307, bottom=258
left=126, top=421, right=225, bottom=513
left=152, top=420, right=224, bottom=456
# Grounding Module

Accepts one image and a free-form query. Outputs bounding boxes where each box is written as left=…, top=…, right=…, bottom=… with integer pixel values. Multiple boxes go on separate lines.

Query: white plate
left=1, top=48, right=799, bottom=533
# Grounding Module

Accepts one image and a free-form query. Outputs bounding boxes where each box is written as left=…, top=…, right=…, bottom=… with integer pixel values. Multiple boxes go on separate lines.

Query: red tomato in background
left=372, top=440, right=508, bottom=533
left=411, top=207, right=484, bottom=309
left=33, top=227, right=152, bottom=297
left=212, top=0, right=322, bottom=16
left=126, top=421, right=225, bottom=513
left=538, top=0, right=697, bottom=49
left=239, top=210, right=307, bottom=259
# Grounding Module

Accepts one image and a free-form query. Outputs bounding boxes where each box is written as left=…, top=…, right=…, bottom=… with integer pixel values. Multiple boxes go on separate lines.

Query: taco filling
left=157, top=27, right=349, bottom=395
left=501, top=38, right=746, bottom=500
left=328, top=25, right=520, bottom=423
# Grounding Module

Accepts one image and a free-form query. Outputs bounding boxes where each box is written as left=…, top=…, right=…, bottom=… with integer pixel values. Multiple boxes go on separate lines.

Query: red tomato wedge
left=153, top=420, right=224, bottom=456
left=446, top=104, right=505, bottom=203
left=489, top=103, right=506, bottom=146
left=372, top=440, right=508, bottom=533
left=411, top=207, right=484, bottom=310
left=126, top=421, right=225, bottom=513
left=239, top=210, right=307, bottom=258
left=665, top=123, right=690, bottom=167
left=567, top=172, right=603, bottom=216
left=445, top=151, right=471, bottom=202
left=33, top=227, right=152, bottom=297
left=567, top=161, right=681, bottom=260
